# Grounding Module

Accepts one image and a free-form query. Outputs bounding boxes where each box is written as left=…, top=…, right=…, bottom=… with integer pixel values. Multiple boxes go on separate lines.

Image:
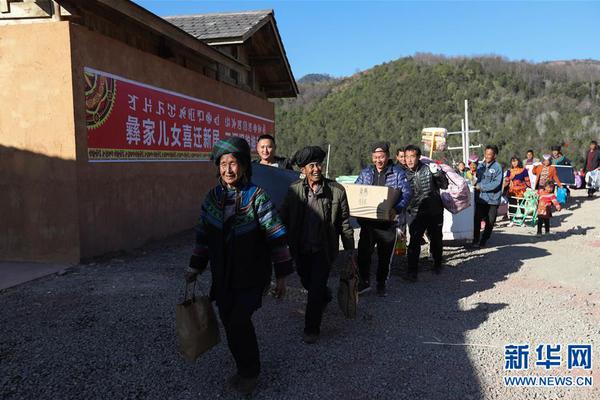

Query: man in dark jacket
left=403, top=145, right=449, bottom=282
left=355, top=141, right=412, bottom=296
left=280, top=146, right=355, bottom=344
left=585, top=140, right=600, bottom=198
left=253, top=134, right=294, bottom=170
left=473, top=145, right=503, bottom=248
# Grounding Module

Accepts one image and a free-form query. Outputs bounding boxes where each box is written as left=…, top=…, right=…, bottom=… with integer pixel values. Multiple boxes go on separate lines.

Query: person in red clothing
left=505, top=156, right=531, bottom=197
left=536, top=181, right=562, bottom=237
left=532, top=154, right=562, bottom=189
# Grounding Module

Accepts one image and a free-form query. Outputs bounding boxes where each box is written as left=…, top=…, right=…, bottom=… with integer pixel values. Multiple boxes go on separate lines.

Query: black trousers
left=217, top=287, right=263, bottom=378
left=357, top=222, right=396, bottom=284
left=297, top=251, right=331, bottom=335
left=473, top=202, right=499, bottom=244
left=589, top=188, right=597, bottom=197
left=537, top=217, right=550, bottom=234
left=407, top=213, right=443, bottom=275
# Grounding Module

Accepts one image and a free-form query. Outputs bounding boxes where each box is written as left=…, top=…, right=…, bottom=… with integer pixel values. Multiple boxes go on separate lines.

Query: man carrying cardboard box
left=355, top=142, right=412, bottom=296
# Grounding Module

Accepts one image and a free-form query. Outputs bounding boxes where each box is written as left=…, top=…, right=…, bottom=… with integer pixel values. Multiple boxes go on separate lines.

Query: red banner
left=84, top=67, right=274, bottom=162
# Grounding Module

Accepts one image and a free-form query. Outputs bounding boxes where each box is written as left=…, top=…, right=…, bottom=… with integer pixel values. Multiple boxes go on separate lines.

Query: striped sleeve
left=254, top=190, right=294, bottom=278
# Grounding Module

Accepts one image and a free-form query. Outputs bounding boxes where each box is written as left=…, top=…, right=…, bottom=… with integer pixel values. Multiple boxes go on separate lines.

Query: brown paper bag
left=176, top=282, right=220, bottom=361
left=337, top=257, right=359, bottom=319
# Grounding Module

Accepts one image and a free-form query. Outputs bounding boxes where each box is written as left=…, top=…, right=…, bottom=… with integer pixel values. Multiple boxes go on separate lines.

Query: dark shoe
left=357, top=280, right=371, bottom=294
left=479, top=240, right=487, bottom=248
left=433, top=265, right=443, bottom=275
left=303, top=332, right=319, bottom=344
left=233, top=376, right=258, bottom=395
left=376, top=282, right=387, bottom=297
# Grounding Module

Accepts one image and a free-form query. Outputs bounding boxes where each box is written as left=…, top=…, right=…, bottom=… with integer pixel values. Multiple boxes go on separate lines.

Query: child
left=464, top=155, right=479, bottom=185
left=456, top=161, right=467, bottom=177
left=536, top=181, right=562, bottom=236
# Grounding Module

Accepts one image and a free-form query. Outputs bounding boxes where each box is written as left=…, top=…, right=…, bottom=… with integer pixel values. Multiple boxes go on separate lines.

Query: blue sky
left=134, top=1, right=600, bottom=79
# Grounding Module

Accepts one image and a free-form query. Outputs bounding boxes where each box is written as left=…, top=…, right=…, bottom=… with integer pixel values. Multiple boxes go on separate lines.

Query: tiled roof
left=164, top=10, right=272, bottom=42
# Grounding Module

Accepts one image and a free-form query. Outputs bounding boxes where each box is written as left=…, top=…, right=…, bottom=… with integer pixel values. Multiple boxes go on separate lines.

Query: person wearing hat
left=280, top=146, right=355, bottom=344
left=355, top=141, right=412, bottom=296
left=532, top=154, right=562, bottom=189
left=184, top=137, right=293, bottom=395
left=472, top=145, right=504, bottom=248
left=551, top=145, right=571, bottom=166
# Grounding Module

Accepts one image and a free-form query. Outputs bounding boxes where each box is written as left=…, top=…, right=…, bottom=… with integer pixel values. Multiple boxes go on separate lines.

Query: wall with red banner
left=85, top=67, right=274, bottom=162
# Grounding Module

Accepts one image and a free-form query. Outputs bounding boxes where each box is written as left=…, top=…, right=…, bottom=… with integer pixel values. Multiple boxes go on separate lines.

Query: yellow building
left=0, top=0, right=297, bottom=263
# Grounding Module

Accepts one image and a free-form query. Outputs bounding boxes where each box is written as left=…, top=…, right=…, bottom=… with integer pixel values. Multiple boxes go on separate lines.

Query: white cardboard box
left=341, top=183, right=399, bottom=220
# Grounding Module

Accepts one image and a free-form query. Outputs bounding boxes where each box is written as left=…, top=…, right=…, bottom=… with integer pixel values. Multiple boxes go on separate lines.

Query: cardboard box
left=341, top=183, right=399, bottom=220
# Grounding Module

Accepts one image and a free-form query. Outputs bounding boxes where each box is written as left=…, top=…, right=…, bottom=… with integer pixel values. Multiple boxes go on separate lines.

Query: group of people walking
left=455, top=141, right=600, bottom=237
left=183, top=134, right=600, bottom=394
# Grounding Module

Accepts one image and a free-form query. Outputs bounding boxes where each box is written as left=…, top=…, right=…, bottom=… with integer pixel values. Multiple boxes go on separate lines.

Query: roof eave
left=266, top=15, right=298, bottom=96
left=91, top=0, right=248, bottom=71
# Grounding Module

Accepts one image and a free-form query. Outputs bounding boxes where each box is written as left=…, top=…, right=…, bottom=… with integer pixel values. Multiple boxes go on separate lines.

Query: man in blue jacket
left=355, top=142, right=412, bottom=296
left=473, top=145, right=503, bottom=248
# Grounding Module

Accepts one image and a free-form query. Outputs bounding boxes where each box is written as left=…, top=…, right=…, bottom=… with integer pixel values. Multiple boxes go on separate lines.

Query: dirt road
left=1, top=191, right=598, bottom=399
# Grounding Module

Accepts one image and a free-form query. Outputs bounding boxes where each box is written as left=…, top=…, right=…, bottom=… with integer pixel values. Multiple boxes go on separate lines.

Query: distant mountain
left=297, top=73, right=339, bottom=84
left=274, top=54, right=600, bottom=176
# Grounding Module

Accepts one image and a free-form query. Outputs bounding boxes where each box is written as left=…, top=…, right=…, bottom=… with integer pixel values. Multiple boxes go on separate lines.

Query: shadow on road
left=0, top=229, right=553, bottom=400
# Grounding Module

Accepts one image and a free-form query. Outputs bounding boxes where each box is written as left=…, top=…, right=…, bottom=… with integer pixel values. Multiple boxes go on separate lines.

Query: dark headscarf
left=551, top=145, right=561, bottom=152
left=292, top=146, right=326, bottom=167
left=212, top=137, right=252, bottom=180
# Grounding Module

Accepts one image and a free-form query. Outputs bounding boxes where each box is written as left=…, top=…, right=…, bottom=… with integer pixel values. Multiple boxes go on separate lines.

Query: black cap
left=292, top=146, right=327, bottom=167
left=371, top=141, right=390, bottom=153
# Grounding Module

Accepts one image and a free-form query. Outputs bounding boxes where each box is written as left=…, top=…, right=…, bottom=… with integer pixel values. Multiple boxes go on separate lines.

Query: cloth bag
left=556, top=187, right=567, bottom=205
left=337, top=257, right=359, bottom=319
left=176, top=282, right=220, bottom=361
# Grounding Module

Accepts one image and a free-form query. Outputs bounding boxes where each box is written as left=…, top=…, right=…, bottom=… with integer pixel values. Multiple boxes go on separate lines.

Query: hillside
left=274, top=55, right=600, bottom=176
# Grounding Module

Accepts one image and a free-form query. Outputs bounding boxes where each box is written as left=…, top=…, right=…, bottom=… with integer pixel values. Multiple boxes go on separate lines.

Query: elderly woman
left=532, top=154, right=562, bottom=190
left=184, top=137, right=293, bottom=395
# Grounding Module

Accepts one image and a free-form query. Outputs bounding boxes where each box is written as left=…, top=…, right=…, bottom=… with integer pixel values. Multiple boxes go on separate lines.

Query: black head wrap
left=551, top=145, right=562, bottom=152
left=292, top=146, right=326, bottom=167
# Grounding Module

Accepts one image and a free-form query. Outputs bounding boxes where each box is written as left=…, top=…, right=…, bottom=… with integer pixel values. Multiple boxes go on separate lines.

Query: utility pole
left=325, top=143, right=331, bottom=178
left=447, top=99, right=481, bottom=161
left=464, top=99, right=470, bottom=162
left=461, top=118, right=466, bottom=164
